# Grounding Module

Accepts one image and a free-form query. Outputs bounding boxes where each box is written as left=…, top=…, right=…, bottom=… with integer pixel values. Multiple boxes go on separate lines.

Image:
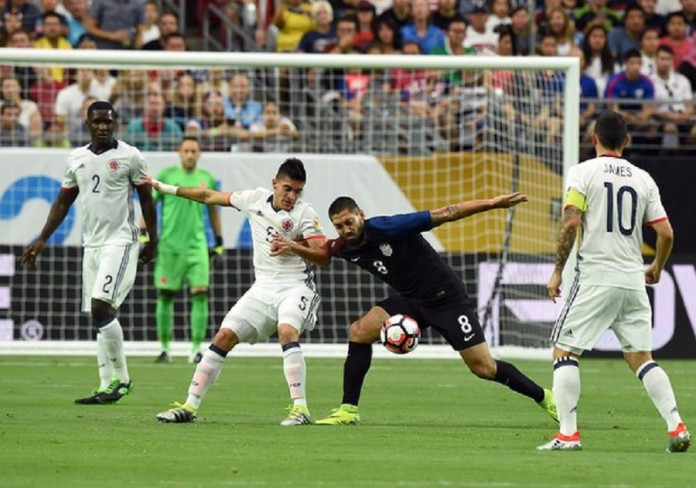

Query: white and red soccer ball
left=380, top=314, right=420, bottom=355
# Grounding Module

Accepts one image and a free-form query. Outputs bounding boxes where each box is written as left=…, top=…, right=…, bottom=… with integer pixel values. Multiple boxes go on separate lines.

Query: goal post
left=0, top=49, right=579, bottom=359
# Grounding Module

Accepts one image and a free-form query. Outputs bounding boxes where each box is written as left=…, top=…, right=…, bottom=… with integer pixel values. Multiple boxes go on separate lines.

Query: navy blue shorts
left=378, top=293, right=485, bottom=351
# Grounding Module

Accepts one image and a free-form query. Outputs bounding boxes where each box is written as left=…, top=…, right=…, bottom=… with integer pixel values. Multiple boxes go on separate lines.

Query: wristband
left=157, top=181, right=178, bottom=195
left=214, top=235, right=223, bottom=248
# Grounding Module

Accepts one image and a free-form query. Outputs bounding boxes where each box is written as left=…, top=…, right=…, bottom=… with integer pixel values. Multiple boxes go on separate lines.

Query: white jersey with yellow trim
left=61, top=139, right=149, bottom=248
left=227, top=187, right=325, bottom=287
left=565, top=155, right=667, bottom=290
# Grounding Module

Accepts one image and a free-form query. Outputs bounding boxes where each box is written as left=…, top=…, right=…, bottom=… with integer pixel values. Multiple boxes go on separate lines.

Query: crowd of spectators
left=0, top=0, right=694, bottom=157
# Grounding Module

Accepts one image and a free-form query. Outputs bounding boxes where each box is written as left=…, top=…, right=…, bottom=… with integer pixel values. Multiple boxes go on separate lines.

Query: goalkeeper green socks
left=156, top=294, right=174, bottom=351
left=190, top=292, right=209, bottom=351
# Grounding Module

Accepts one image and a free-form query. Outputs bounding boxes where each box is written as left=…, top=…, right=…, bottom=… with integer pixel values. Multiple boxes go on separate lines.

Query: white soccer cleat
left=536, top=431, right=582, bottom=451
left=280, top=404, right=312, bottom=426
left=156, top=402, right=197, bottom=423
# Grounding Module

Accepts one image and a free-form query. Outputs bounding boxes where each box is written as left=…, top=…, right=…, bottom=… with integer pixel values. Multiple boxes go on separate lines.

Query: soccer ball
left=380, top=314, right=420, bottom=355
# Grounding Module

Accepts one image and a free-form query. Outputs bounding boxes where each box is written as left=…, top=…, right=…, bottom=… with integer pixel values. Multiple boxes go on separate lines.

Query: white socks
left=186, top=348, right=225, bottom=409
left=636, top=360, right=683, bottom=432
left=96, top=333, right=112, bottom=389
left=99, top=318, right=130, bottom=384
left=553, top=356, right=580, bottom=436
left=282, top=343, right=307, bottom=407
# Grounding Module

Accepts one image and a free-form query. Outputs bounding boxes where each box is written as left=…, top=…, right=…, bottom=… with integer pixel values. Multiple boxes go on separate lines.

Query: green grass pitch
left=1, top=356, right=693, bottom=488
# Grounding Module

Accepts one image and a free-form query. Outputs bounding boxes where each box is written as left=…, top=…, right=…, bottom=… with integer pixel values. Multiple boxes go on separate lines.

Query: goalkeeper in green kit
left=141, top=137, right=223, bottom=363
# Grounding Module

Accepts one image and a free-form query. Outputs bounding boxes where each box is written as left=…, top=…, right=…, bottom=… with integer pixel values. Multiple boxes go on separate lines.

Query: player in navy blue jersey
left=271, top=193, right=559, bottom=425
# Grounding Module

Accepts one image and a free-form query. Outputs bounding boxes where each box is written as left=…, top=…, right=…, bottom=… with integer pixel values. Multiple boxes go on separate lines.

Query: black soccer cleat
left=75, top=379, right=134, bottom=405
left=155, top=351, right=171, bottom=363
left=74, top=389, right=105, bottom=405
left=96, top=380, right=134, bottom=404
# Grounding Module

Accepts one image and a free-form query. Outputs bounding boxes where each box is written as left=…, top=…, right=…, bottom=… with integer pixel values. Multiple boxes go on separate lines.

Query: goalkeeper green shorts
left=154, top=248, right=210, bottom=291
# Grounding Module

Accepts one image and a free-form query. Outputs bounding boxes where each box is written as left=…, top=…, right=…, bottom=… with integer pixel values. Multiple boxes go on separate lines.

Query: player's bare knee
left=277, top=323, right=300, bottom=345
left=190, top=287, right=208, bottom=295
left=212, top=328, right=239, bottom=352
left=623, top=351, right=653, bottom=373
left=470, top=361, right=496, bottom=379
left=349, top=318, right=380, bottom=343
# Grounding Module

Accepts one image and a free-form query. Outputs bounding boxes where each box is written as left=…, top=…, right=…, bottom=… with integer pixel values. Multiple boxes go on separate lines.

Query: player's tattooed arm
left=554, top=206, right=582, bottom=272
left=430, top=192, right=528, bottom=227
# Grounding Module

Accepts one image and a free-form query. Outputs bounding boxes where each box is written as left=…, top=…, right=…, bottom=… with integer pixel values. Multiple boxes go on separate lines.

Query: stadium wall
left=1, top=152, right=695, bottom=358
left=0, top=149, right=442, bottom=250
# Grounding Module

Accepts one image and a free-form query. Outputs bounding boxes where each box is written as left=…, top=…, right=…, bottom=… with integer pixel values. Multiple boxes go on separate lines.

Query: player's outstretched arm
left=430, top=192, right=528, bottom=227
left=136, top=184, right=158, bottom=265
left=19, top=189, right=78, bottom=268
left=645, top=219, right=673, bottom=285
left=144, top=176, right=231, bottom=206
left=270, top=234, right=332, bottom=267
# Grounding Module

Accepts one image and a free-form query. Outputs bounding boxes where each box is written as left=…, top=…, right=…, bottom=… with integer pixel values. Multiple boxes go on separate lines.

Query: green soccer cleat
left=280, top=404, right=312, bottom=426
left=156, top=402, right=197, bottom=423
left=538, top=388, right=559, bottom=423
left=315, top=404, right=361, bottom=425
left=74, top=378, right=133, bottom=405
left=96, top=378, right=134, bottom=404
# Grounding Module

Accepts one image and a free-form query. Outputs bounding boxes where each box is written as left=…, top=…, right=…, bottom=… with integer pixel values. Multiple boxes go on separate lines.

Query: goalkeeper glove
left=210, top=236, right=224, bottom=258
left=139, top=229, right=150, bottom=244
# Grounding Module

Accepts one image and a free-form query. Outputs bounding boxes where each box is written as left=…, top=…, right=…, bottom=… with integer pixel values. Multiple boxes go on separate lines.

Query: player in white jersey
left=19, top=101, right=159, bottom=405
left=151, top=158, right=327, bottom=426
left=537, top=110, right=690, bottom=453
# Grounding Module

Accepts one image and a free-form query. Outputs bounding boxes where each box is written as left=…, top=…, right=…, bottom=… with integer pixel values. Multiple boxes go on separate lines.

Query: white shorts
left=551, top=282, right=652, bottom=354
left=220, top=282, right=320, bottom=344
left=82, top=244, right=139, bottom=312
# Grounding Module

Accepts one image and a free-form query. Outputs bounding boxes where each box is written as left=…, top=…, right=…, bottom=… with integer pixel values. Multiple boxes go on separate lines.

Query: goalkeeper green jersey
left=155, top=166, right=218, bottom=254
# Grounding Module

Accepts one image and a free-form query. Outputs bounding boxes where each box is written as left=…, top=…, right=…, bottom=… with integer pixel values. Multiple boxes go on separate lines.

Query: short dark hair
left=510, top=6, right=527, bottom=16
left=276, top=158, right=306, bottom=182
left=179, top=135, right=201, bottom=147
left=446, top=14, right=467, bottom=29
left=160, top=9, right=180, bottom=22
left=624, top=48, right=641, bottom=62
left=1, top=101, right=20, bottom=114
left=328, top=196, right=360, bottom=217
left=87, top=101, right=116, bottom=119
left=665, top=11, right=687, bottom=24
left=337, top=14, right=359, bottom=31
left=639, top=27, right=659, bottom=41
left=623, top=4, right=644, bottom=19
left=42, top=11, right=63, bottom=23
left=594, top=110, right=627, bottom=151
left=656, top=44, right=674, bottom=57
left=163, top=32, right=186, bottom=46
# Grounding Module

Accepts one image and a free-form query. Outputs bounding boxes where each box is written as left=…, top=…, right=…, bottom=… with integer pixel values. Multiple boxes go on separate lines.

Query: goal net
left=0, top=49, right=578, bottom=358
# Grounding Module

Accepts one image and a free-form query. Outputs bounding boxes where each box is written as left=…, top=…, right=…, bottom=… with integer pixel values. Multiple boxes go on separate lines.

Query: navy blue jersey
left=328, top=211, right=468, bottom=301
